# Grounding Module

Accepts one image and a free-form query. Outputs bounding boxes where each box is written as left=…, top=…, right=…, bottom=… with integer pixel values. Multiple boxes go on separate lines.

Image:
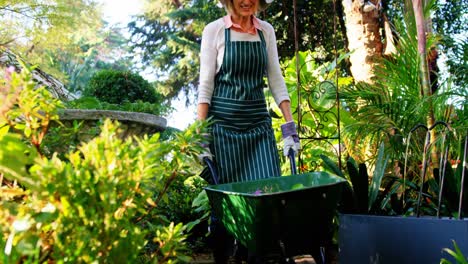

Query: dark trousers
left=209, top=215, right=294, bottom=264
left=209, top=215, right=248, bottom=263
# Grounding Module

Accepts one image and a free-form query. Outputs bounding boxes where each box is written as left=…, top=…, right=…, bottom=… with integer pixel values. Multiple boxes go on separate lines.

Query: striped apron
left=208, top=28, right=281, bottom=184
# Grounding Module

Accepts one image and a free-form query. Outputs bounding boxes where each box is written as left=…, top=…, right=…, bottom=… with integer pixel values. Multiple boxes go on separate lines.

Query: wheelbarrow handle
left=203, top=157, right=219, bottom=185
left=288, top=148, right=297, bottom=175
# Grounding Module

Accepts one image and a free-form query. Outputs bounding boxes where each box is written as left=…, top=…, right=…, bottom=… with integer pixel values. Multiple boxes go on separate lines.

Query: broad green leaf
left=320, top=154, right=344, bottom=178
left=369, top=142, right=389, bottom=211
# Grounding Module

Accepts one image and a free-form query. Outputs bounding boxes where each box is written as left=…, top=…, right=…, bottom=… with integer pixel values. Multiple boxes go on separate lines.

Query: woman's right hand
left=194, top=109, right=213, bottom=163
left=198, top=145, right=213, bottom=163
left=197, top=129, right=213, bottom=163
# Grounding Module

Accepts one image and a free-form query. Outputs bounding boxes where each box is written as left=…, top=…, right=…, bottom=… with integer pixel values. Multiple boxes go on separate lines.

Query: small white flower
left=41, top=202, right=56, bottom=213
left=108, top=161, right=116, bottom=171
left=13, top=219, right=31, bottom=232
left=4, top=232, right=14, bottom=255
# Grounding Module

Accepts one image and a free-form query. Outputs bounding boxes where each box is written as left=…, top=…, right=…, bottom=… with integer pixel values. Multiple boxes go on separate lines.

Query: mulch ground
left=190, top=253, right=319, bottom=263
left=190, top=242, right=339, bottom=264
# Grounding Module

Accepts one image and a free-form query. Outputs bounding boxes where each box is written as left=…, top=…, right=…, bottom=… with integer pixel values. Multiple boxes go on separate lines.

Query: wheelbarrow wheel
left=283, top=257, right=295, bottom=264
left=245, top=254, right=293, bottom=264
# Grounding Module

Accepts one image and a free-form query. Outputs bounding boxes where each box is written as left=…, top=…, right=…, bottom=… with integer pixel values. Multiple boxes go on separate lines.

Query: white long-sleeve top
left=198, top=16, right=290, bottom=106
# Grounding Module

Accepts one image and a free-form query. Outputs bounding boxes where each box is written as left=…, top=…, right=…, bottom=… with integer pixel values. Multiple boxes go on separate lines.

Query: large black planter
left=339, top=214, right=468, bottom=264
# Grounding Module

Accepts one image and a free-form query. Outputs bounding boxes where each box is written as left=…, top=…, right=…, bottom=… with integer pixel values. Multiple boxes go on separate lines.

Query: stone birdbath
left=58, top=109, right=167, bottom=141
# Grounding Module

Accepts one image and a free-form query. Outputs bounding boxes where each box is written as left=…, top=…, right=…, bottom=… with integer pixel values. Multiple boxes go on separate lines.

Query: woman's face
left=231, top=0, right=259, bottom=18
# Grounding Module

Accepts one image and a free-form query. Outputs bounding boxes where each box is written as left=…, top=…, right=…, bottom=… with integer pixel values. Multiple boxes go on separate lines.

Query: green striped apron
left=208, top=28, right=281, bottom=184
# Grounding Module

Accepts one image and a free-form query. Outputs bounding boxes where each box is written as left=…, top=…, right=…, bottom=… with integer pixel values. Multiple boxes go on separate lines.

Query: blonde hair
left=223, top=0, right=235, bottom=14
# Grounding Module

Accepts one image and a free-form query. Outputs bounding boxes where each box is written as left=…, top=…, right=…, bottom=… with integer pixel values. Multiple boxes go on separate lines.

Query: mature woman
left=197, top=0, right=300, bottom=262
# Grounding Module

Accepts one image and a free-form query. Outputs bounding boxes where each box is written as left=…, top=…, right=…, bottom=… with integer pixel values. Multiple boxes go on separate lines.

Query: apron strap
left=225, top=28, right=231, bottom=44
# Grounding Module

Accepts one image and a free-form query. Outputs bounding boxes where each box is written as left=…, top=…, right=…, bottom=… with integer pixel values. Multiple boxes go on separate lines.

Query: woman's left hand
left=283, top=135, right=300, bottom=156
left=281, top=121, right=301, bottom=156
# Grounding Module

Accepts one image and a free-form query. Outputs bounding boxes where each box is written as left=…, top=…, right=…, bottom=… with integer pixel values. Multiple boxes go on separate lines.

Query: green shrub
left=0, top=66, right=210, bottom=263
left=66, top=96, right=173, bottom=116
left=84, top=69, right=162, bottom=105
left=154, top=175, right=209, bottom=251
left=440, top=240, right=468, bottom=264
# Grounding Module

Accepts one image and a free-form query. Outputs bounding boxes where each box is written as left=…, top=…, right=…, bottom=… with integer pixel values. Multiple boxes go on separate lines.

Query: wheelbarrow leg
left=233, top=240, right=248, bottom=263
left=310, top=246, right=326, bottom=264
left=209, top=215, right=237, bottom=263
left=276, top=240, right=295, bottom=264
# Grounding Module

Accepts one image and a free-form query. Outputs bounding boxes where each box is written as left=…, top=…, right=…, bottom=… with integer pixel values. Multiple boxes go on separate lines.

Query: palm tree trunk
left=412, top=0, right=438, bottom=167
left=342, top=0, right=383, bottom=84
left=341, top=0, right=385, bottom=169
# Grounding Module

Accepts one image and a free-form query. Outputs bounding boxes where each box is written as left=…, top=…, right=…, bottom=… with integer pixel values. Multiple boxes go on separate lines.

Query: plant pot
left=339, top=214, right=468, bottom=264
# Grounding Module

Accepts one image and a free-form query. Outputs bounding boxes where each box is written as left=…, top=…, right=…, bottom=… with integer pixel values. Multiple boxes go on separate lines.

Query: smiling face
left=231, top=0, right=259, bottom=18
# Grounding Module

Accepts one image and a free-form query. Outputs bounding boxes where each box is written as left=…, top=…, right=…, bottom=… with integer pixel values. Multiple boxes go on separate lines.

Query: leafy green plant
left=0, top=64, right=63, bottom=156
left=329, top=2, right=467, bottom=218
left=84, top=69, right=163, bottom=105
left=66, top=96, right=173, bottom=116
left=40, top=119, right=100, bottom=159
left=339, top=4, right=466, bottom=168
left=440, top=240, right=468, bottom=264
left=321, top=142, right=390, bottom=214
left=322, top=132, right=467, bottom=218
left=154, top=175, right=209, bottom=252
left=269, top=50, right=353, bottom=174
left=0, top=66, right=210, bottom=263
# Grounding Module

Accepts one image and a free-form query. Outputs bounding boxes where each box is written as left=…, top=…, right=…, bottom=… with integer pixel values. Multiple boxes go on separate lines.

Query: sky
left=100, top=0, right=142, bottom=26
left=99, top=0, right=196, bottom=130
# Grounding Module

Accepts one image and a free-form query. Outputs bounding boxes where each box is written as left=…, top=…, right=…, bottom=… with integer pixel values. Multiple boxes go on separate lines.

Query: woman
left=197, top=0, right=300, bottom=261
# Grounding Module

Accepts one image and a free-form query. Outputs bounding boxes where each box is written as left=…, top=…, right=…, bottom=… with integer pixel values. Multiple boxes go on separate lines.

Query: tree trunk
left=412, top=0, right=438, bottom=167
left=341, top=0, right=383, bottom=84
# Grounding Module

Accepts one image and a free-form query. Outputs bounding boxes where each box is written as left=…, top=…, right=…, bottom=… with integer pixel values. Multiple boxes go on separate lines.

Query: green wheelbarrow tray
left=204, top=171, right=346, bottom=257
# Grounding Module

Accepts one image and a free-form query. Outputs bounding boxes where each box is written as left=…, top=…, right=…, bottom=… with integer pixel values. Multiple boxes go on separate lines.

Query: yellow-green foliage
left=0, top=66, right=209, bottom=263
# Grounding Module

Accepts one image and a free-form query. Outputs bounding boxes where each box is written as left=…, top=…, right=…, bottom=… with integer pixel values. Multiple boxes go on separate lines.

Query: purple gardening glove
left=281, top=121, right=301, bottom=157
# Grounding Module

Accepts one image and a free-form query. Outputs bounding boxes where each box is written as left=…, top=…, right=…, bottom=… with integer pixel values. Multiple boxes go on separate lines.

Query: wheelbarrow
left=203, top=151, right=346, bottom=263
